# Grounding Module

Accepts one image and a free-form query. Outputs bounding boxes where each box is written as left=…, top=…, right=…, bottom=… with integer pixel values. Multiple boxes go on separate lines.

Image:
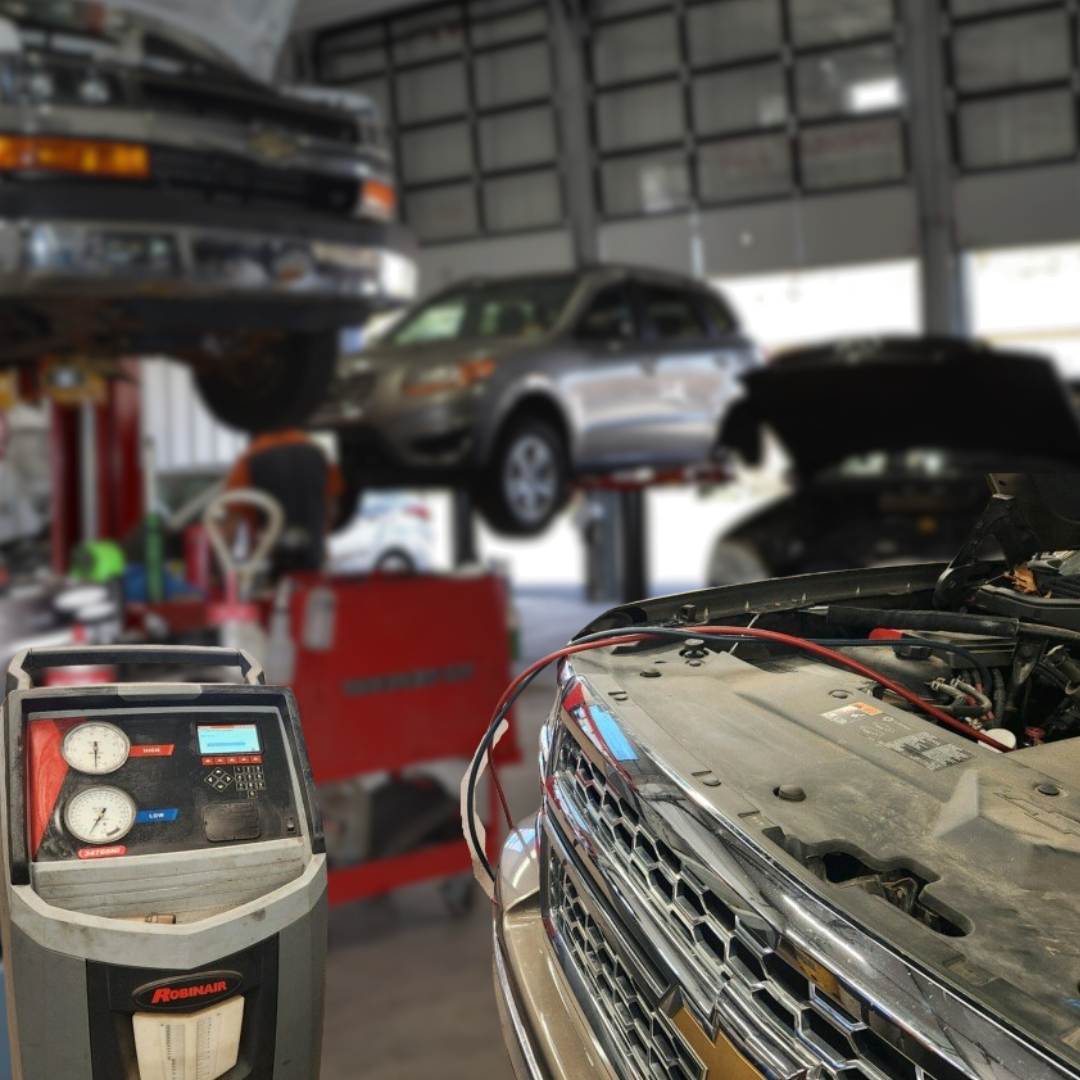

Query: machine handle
left=6, top=645, right=266, bottom=694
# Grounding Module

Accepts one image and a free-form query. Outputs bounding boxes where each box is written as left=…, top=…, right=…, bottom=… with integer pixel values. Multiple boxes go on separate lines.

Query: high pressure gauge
left=62, top=721, right=130, bottom=775
left=63, top=787, right=137, bottom=845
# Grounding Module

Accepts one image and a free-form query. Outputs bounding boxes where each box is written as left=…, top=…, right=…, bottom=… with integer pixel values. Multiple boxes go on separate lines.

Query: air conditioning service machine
left=0, top=645, right=327, bottom=1080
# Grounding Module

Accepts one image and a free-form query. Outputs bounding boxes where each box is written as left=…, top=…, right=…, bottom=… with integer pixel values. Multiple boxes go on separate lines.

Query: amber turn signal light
left=0, top=135, right=151, bottom=179
left=362, top=179, right=397, bottom=220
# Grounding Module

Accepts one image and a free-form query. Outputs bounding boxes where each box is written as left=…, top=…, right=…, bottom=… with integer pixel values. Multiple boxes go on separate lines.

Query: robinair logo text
left=133, top=971, right=243, bottom=1011
left=151, top=980, right=228, bottom=1005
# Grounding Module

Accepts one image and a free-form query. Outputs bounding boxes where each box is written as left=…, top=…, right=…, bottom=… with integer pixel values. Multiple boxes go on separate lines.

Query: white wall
left=140, top=360, right=247, bottom=474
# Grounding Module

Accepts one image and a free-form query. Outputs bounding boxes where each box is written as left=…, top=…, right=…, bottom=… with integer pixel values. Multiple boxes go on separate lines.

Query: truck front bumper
left=0, top=185, right=416, bottom=319
left=493, top=819, right=618, bottom=1080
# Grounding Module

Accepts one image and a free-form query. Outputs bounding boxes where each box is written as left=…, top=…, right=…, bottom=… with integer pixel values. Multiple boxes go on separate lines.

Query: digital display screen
left=197, top=724, right=261, bottom=755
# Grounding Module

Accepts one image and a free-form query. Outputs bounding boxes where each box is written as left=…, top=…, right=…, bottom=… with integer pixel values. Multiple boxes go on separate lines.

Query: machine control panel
left=24, top=706, right=303, bottom=864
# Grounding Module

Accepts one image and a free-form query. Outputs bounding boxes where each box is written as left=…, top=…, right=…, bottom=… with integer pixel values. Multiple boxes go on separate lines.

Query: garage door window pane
left=470, top=7, right=547, bottom=46
left=800, top=117, right=904, bottom=189
left=406, top=184, right=478, bottom=241
left=483, top=170, right=562, bottom=231
left=321, top=47, right=387, bottom=81
left=341, top=78, right=391, bottom=125
left=960, top=90, right=1076, bottom=168
left=951, top=0, right=1046, bottom=13
left=698, top=133, right=791, bottom=202
left=393, top=5, right=462, bottom=37
left=320, top=24, right=384, bottom=51
left=598, top=82, right=684, bottom=151
left=687, top=0, right=781, bottom=68
left=396, top=62, right=468, bottom=123
left=592, top=0, right=666, bottom=18
left=400, top=122, right=473, bottom=184
left=953, top=12, right=1071, bottom=93
left=789, top=0, right=893, bottom=47
left=474, top=40, right=551, bottom=107
left=479, top=107, right=556, bottom=170
left=592, top=14, right=679, bottom=86
left=693, top=64, right=787, bottom=136
left=601, top=151, right=689, bottom=215
left=392, top=23, right=465, bottom=65
left=797, top=45, right=901, bottom=120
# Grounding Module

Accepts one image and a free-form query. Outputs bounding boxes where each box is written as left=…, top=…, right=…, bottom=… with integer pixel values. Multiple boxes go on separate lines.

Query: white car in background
left=327, top=492, right=435, bottom=576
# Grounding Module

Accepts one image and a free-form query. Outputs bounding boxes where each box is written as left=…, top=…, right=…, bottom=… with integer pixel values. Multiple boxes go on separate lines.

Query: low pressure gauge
left=64, top=787, right=137, bottom=845
left=62, top=721, right=130, bottom=775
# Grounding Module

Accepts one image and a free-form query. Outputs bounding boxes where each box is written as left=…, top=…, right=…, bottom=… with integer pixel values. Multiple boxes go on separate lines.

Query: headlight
left=78, top=72, right=111, bottom=105
left=2, top=55, right=124, bottom=107
left=380, top=250, right=417, bottom=302
left=402, top=357, right=497, bottom=396
left=24, top=67, right=54, bottom=102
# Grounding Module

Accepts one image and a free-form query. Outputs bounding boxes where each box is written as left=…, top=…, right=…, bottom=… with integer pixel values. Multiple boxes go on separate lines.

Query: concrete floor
left=320, top=591, right=611, bottom=1079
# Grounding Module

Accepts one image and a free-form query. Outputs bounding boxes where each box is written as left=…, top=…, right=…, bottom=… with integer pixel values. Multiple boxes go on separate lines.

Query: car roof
left=455, top=264, right=721, bottom=295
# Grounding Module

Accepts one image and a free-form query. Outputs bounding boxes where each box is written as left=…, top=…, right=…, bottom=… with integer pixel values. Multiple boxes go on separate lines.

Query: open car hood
left=80, top=0, right=298, bottom=82
left=725, top=337, right=1080, bottom=475
left=985, top=474, right=1080, bottom=554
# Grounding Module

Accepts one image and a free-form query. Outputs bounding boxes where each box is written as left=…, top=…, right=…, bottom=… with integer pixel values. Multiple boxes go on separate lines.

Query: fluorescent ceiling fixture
left=848, top=77, right=902, bottom=113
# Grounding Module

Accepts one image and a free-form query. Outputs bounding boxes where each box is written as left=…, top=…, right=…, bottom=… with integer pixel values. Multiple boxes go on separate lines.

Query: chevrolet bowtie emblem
left=248, top=129, right=300, bottom=161
left=665, top=992, right=773, bottom=1079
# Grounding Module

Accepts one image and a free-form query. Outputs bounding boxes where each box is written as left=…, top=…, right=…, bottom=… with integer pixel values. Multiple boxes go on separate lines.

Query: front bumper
left=314, top=372, right=486, bottom=482
left=493, top=819, right=619, bottom=1080
left=0, top=216, right=416, bottom=312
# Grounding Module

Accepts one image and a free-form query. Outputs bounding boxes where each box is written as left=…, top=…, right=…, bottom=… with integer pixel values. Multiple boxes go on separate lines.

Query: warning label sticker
left=822, top=701, right=883, bottom=725
left=821, top=701, right=974, bottom=772
left=884, top=732, right=974, bottom=772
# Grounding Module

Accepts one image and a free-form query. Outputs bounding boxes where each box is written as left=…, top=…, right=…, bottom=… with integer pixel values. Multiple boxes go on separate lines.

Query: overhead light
left=0, top=135, right=151, bottom=178
left=847, top=77, right=902, bottom=113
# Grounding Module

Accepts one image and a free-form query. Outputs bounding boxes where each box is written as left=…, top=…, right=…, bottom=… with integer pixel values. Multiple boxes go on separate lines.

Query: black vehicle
left=0, top=0, right=415, bottom=432
left=708, top=337, right=1080, bottom=584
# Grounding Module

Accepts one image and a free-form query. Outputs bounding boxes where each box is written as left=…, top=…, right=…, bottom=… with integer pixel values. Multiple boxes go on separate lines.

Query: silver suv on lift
left=0, top=0, right=416, bottom=432
left=312, top=266, right=763, bottom=537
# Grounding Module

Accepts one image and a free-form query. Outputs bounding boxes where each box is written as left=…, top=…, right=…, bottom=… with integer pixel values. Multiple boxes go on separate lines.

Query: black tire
left=195, top=331, right=338, bottom=434
left=476, top=417, right=569, bottom=537
left=375, top=548, right=416, bottom=574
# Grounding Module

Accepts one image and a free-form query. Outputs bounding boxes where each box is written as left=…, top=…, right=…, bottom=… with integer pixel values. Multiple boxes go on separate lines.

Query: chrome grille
left=551, top=732, right=967, bottom=1080
left=547, top=851, right=705, bottom=1080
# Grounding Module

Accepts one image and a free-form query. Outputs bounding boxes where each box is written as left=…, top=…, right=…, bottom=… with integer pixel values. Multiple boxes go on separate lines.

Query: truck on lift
left=0, top=0, right=415, bottom=433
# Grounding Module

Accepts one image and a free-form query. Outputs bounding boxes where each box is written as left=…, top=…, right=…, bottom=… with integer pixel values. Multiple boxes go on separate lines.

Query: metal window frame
left=314, top=0, right=566, bottom=245
left=584, top=0, right=910, bottom=220
left=944, top=0, right=1080, bottom=173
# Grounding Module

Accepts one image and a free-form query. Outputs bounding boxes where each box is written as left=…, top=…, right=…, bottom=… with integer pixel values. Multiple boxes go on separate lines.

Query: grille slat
left=548, top=854, right=705, bottom=1080
left=152, top=148, right=358, bottom=215
left=549, top=733, right=966, bottom=1080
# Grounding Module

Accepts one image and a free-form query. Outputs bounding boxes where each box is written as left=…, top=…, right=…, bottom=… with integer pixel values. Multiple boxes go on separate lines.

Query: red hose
left=493, top=626, right=1013, bottom=754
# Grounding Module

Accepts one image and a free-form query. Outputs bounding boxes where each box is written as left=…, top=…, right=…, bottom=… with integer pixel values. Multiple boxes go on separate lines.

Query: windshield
left=0, top=1, right=242, bottom=75
left=388, top=277, right=578, bottom=347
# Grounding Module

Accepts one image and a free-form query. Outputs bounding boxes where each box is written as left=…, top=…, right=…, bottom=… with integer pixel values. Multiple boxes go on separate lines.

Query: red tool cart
left=266, top=570, right=519, bottom=910
left=132, top=570, right=519, bottom=912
